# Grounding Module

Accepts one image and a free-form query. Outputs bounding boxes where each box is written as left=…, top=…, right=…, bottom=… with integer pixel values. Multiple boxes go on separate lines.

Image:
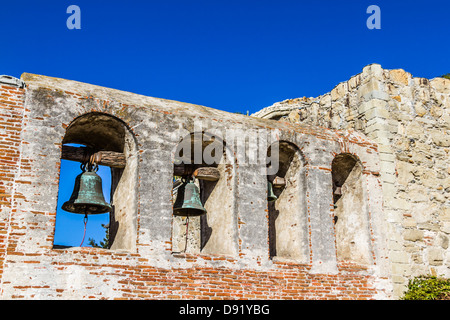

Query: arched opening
left=172, top=131, right=237, bottom=256
left=53, top=144, right=112, bottom=248
left=53, top=113, right=138, bottom=251
left=332, top=153, right=372, bottom=265
left=267, top=141, right=308, bottom=263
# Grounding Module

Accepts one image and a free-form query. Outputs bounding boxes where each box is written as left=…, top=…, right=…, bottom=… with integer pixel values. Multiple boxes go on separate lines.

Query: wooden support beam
left=62, top=146, right=222, bottom=183
left=193, top=167, right=220, bottom=182
left=272, top=176, right=286, bottom=188
left=61, top=145, right=126, bottom=168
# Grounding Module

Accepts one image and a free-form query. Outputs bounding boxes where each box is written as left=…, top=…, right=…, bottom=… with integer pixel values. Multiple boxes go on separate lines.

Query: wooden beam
left=272, top=176, right=286, bottom=188
left=193, top=167, right=220, bottom=182
left=62, top=145, right=222, bottom=183
left=61, top=145, right=126, bottom=168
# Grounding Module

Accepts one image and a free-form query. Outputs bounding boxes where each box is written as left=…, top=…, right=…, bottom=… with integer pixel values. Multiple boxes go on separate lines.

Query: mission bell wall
left=0, top=69, right=396, bottom=299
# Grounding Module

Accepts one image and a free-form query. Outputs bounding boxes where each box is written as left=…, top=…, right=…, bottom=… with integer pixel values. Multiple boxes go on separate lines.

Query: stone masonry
left=254, top=64, right=450, bottom=297
left=0, top=64, right=446, bottom=300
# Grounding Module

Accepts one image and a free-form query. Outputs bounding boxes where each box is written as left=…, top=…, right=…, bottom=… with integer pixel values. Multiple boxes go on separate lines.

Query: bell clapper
left=80, top=211, right=89, bottom=247
left=78, top=158, right=97, bottom=247
left=183, top=175, right=191, bottom=253
left=184, top=215, right=189, bottom=253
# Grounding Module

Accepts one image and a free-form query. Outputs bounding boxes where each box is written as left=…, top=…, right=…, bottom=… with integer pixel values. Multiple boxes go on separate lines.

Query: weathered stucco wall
left=0, top=83, right=25, bottom=293
left=0, top=71, right=391, bottom=299
left=254, top=64, right=450, bottom=297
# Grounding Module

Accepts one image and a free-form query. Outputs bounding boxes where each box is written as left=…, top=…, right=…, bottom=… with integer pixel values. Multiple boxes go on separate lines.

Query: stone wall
left=0, top=73, right=392, bottom=299
left=254, top=64, right=450, bottom=297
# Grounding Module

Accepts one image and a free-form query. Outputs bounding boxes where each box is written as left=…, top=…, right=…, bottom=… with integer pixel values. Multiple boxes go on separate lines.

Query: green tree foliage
left=88, top=224, right=109, bottom=249
left=402, top=276, right=450, bottom=300
left=441, top=73, right=450, bottom=80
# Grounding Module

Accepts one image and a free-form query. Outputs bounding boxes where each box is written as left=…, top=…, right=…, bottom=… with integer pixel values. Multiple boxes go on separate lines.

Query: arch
left=267, top=141, right=308, bottom=263
left=171, top=130, right=237, bottom=256
left=173, top=130, right=228, bottom=167
left=332, top=153, right=372, bottom=265
left=55, top=112, right=139, bottom=251
left=62, top=112, right=127, bottom=152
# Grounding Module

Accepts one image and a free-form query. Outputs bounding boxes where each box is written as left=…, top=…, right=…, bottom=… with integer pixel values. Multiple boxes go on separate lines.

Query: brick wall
left=0, top=84, right=25, bottom=295
left=2, top=248, right=384, bottom=300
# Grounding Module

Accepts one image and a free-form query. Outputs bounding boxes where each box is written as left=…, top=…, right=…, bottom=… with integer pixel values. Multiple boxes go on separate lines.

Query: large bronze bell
left=267, top=181, right=277, bottom=202
left=173, top=178, right=207, bottom=217
left=62, top=166, right=112, bottom=215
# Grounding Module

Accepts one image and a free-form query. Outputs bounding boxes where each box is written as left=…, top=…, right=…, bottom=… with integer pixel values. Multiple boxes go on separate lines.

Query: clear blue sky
left=1, top=1, right=449, bottom=246
left=1, top=0, right=449, bottom=114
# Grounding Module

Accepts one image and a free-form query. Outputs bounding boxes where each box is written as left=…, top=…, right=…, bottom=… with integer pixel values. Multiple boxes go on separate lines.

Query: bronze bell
left=62, top=167, right=112, bottom=215
left=173, top=178, right=207, bottom=217
left=267, top=181, right=277, bottom=202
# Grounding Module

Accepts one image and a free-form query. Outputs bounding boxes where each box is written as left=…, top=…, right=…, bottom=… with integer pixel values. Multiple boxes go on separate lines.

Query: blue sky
left=1, top=1, right=449, bottom=246
left=2, top=0, right=449, bottom=114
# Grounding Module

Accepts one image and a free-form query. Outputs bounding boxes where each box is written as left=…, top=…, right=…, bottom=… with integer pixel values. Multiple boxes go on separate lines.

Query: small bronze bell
left=62, top=164, right=112, bottom=215
left=267, top=181, right=277, bottom=202
left=173, top=178, right=207, bottom=217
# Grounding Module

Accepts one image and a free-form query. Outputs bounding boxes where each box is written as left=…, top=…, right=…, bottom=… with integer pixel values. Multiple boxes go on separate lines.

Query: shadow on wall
left=172, top=131, right=237, bottom=256
left=267, top=141, right=308, bottom=263
left=332, top=153, right=373, bottom=266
